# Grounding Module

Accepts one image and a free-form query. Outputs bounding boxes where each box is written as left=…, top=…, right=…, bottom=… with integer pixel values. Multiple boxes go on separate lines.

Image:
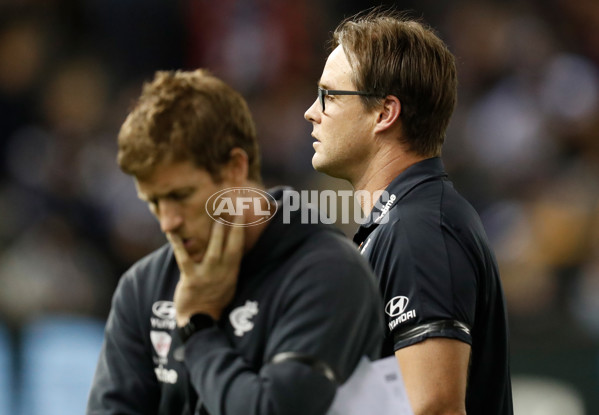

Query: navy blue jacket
left=88, top=188, right=384, bottom=415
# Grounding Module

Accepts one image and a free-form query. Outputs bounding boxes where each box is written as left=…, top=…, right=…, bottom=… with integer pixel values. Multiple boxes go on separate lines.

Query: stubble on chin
left=312, top=156, right=347, bottom=180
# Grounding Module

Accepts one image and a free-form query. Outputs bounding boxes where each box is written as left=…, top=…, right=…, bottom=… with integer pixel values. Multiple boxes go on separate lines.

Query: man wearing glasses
left=305, top=9, right=513, bottom=415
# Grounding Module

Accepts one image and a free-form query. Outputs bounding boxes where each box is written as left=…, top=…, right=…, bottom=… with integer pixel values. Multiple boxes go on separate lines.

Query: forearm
left=184, top=329, right=337, bottom=415
left=410, top=403, right=466, bottom=415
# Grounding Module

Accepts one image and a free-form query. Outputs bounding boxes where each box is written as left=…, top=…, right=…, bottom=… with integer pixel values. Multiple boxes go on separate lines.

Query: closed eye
left=166, top=187, right=197, bottom=203
left=141, top=188, right=194, bottom=209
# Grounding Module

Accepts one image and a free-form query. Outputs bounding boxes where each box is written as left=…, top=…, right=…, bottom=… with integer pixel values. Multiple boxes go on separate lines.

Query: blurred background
left=0, top=0, right=598, bottom=414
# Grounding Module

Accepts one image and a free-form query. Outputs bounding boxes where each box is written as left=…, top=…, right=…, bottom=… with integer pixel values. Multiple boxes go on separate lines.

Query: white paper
left=327, top=356, right=414, bottom=415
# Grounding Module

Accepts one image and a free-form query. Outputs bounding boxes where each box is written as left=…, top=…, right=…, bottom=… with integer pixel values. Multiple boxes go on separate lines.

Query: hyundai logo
left=152, top=301, right=176, bottom=320
left=385, top=296, right=410, bottom=317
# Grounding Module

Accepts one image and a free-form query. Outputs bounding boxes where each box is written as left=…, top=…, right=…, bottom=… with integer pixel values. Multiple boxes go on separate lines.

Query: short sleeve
left=369, top=214, right=476, bottom=350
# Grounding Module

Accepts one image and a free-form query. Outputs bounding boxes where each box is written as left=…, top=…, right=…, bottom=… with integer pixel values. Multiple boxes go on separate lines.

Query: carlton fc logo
left=229, top=300, right=259, bottom=337
left=385, top=296, right=410, bottom=317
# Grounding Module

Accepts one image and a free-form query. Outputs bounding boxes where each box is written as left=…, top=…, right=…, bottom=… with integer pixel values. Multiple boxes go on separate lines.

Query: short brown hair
left=332, top=9, right=457, bottom=157
left=117, top=69, right=261, bottom=181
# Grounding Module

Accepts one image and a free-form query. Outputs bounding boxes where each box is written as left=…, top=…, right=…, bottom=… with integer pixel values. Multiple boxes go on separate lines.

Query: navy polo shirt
left=354, top=157, right=513, bottom=414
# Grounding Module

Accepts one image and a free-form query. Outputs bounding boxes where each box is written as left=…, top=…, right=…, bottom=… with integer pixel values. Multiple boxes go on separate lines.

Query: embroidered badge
left=229, top=300, right=259, bottom=337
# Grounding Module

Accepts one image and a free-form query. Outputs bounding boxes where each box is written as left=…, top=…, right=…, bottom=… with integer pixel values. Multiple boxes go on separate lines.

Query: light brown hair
left=118, top=69, right=261, bottom=181
left=333, top=8, right=457, bottom=157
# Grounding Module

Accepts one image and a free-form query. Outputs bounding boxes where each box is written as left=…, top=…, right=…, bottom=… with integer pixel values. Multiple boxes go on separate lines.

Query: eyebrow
left=317, top=79, right=332, bottom=90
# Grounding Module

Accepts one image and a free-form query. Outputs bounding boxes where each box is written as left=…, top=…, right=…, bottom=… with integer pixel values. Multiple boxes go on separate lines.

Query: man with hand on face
left=304, top=9, right=513, bottom=415
left=87, top=69, right=384, bottom=415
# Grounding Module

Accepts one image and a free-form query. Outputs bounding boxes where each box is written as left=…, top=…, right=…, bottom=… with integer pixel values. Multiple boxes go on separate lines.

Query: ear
left=222, top=147, right=249, bottom=186
left=373, top=95, right=401, bottom=134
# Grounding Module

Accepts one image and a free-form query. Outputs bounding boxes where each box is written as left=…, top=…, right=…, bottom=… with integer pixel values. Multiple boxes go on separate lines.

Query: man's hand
left=168, top=217, right=245, bottom=326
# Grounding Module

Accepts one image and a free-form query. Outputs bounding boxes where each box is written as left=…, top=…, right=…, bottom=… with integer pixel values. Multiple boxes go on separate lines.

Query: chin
left=312, top=157, right=343, bottom=179
left=312, top=154, right=328, bottom=173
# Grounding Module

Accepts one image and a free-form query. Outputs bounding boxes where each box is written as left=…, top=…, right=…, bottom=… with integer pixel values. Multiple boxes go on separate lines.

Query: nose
left=304, top=99, right=320, bottom=123
left=157, top=201, right=183, bottom=233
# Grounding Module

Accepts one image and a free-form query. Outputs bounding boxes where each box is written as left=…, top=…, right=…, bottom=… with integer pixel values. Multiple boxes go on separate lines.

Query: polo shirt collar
left=353, top=157, right=447, bottom=243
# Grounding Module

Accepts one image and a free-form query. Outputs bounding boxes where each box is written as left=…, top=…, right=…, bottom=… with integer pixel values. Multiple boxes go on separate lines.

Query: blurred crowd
left=0, top=0, right=598, bottom=412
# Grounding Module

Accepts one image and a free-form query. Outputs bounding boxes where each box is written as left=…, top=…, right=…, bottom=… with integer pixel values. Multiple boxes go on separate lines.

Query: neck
left=351, top=150, right=426, bottom=216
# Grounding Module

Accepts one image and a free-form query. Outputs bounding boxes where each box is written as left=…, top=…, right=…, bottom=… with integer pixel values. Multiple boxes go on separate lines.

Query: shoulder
left=382, top=178, right=484, bottom=236
left=116, top=243, right=175, bottom=299
left=268, top=225, right=383, bottom=338
left=123, top=243, right=173, bottom=282
left=109, top=243, right=177, bottom=324
left=299, top=227, right=371, bottom=269
left=285, top=226, right=379, bottom=295
left=364, top=180, right=463, bottom=267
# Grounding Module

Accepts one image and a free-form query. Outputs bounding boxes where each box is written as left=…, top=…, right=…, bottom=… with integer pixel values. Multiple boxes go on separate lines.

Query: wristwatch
left=177, top=313, right=216, bottom=344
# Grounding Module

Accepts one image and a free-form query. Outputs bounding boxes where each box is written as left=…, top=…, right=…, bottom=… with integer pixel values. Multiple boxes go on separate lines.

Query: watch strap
left=177, top=313, right=215, bottom=344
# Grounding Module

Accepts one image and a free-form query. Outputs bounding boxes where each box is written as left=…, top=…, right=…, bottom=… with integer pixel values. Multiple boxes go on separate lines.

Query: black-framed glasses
left=317, top=87, right=374, bottom=112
